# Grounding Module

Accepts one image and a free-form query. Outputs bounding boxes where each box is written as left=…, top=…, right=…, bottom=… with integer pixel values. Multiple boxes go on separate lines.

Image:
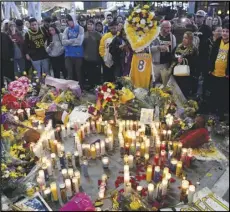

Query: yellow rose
left=128, top=16, right=132, bottom=21
left=144, top=27, right=149, bottom=33
left=140, top=24, right=145, bottom=28
left=149, top=13, right=154, bottom=19
left=147, top=18, right=152, bottom=23
left=135, top=17, right=140, bottom=23
left=143, top=5, right=150, bottom=9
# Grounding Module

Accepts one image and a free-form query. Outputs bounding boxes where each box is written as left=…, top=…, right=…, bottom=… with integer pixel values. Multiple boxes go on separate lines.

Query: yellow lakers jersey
left=130, top=53, right=152, bottom=89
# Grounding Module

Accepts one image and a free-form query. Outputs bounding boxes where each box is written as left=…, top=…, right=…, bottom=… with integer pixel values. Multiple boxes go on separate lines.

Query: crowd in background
left=1, top=9, right=229, bottom=121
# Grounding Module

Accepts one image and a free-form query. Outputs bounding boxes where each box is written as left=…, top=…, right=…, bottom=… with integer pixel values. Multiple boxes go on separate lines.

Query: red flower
left=119, top=189, right=124, bottom=193
left=98, top=180, right=102, bottom=186
left=170, top=178, right=176, bottom=183
left=102, top=85, right=107, bottom=92
left=106, top=97, right=112, bottom=102
left=141, top=174, right=146, bottom=180
left=98, top=93, right=103, bottom=99
left=111, top=89, right=116, bottom=95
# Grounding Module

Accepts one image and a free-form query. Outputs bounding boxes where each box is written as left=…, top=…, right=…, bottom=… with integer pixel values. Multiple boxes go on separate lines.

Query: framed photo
left=13, top=192, right=52, bottom=211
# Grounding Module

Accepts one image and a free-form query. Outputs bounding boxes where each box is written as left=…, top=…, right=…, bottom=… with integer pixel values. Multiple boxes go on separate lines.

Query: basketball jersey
left=130, top=53, right=152, bottom=89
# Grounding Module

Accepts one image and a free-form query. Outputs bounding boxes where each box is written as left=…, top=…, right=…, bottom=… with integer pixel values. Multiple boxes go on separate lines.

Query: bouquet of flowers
left=125, top=4, right=159, bottom=52
left=183, top=100, right=199, bottom=118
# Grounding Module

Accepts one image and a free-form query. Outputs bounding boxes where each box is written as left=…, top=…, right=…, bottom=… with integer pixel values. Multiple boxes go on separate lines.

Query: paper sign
left=140, top=108, right=154, bottom=124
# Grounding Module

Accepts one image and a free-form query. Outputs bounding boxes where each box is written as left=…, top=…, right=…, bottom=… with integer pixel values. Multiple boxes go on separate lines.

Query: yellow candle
left=146, top=165, right=152, bottom=182
left=176, top=161, right=183, bottom=177
left=144, top=153, right=149, bottom=164
left=74, top=170, right=81, bottom=185
left=173, top=142, right=178, bottom=156
left=50, top=182, right=58, bottom=201
left=156, top=140, right=161, bottom=154
left=124, top=155, right=129, bottom=165
left=177, top=142, right=183, bottom=156
left=53, top=140, right=58, bottom=154
left=90, top=144, right=96, bottom=159
left=140, top=143, right=145, bottom=157
left=68, top=168, right=74, bottom=179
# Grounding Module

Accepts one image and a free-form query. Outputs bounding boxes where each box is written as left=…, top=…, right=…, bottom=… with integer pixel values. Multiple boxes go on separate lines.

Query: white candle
left=144, top=153, right=149, bottom=164
left=188, top=185, right=196, bottom=204
left=128, top=155, right=134, bottom=169
left=108, top=136, right=113, bottom=151
left=124, top=172, right=130, bottom=183
left=167, top=130, right=172, bottom=140
left=124, top=164, right=129, bottom=172
left=25, top=108, right=31, bottom=117
left=137, top=185, right=143, bottom=194
left=65, top=179, right=73, bottom=197
left=37, top=176, right=45, bottom=187
left=148, top=183, right=154, bottom=201
left=61, top=125, right=66, bottom=138
left=145, top=139, right=150, bottom=154
left=101, top=174, right=108, bottom=183
left=98, top=190, right=105, bottom=199
left=76, top=142, right=83, bottom=157
left=72, top=177, right=79, bottom=194
left=62, top=169, right=68, bottom=179
left=38, top=170, right=45, bottom=184
left=124, top=182, right=132, bottom=196
left=74, top=170, right=81, bottom=185
left=100, top=140, right=105, bottom=155
left=102, top=157, right=109, bottom=169
left=95, top=142, right=100, bottom=157
left=68, top=168, right=74, bottom=179
left=51, top=153, right=57, bottom=169
left=161, top=179, right=168, bottom=196
left=47, top=161, right=52, bottom=176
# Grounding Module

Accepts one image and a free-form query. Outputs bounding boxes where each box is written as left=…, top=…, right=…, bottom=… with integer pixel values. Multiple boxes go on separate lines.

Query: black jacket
left=210, top=38, right=229, bottom=76
left=1, top=32, right=14, bottom=60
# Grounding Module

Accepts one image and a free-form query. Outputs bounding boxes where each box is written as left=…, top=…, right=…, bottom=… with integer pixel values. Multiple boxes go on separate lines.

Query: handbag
left=173, top=58, right=190, bottom=77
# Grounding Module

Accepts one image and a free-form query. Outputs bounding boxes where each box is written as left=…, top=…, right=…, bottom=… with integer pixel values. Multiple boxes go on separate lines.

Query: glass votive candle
left=102, top=157, right=109, bottom=169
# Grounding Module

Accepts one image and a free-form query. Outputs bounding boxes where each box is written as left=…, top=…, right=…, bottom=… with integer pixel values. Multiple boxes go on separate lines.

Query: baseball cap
left=196, top=10, right=206, bottom=17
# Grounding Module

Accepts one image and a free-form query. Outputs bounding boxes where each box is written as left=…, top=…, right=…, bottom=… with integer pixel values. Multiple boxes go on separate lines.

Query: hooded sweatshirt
left=45, top=33, right=64, bottom=57
left=62, top=14, right=84, bottom=58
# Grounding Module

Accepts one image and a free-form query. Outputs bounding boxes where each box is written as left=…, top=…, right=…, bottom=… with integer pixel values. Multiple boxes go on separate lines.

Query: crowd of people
left=1, top=9, right=229, bottom=120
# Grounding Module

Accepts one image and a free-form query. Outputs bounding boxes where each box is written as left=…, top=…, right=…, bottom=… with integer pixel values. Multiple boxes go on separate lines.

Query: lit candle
left=124, top=154, right=129, bottom=165
left=124, top=172, right=130, bottom=183
left=145, top=139, right=150, bottom=154
left=72, top=177, right=79, bottom=194
left=167, top=130, right=172, bottom=140
left=154, top=154, right=160, bottom=166
left=176, top=161, right=183, bottom=177
left=156, top=140, right=161, bottom=154
left=173, top=142, right=178, bottom=157
left=130, top=142, right=136, bottom=156
left=37, top=176, right=45, bottom=189
left=90, top=144, right=97, bottom=159
left=50, top=182, right=58, bottom=201
left=108, top=136, right=113, bottom=151
left=96, top=120, right=102, bottom=133
left=42, top=164, right=49, bottom=181
left=181, top=148, right=188, bottom=164
left=160, top=141, right=166, bottom=151
left=177, top=142, right=182, bottom=156
left=168, top=141, right=173, bottom=151
left=146, top=165, right=152, bottom=182
left=43, top=187, right=51, bottom=201
left=144, top=153, right=149, bottom=164
left=57, top=142, right=62, bottom=156
left=140, top=143, right=145, bottom=157
left=68, top=168, right=74, bottom=179
left=136, top=142, right=141, bottom=151
left=137, top=186, right=143, bottom=195
left=128, top=155, right=134, bottom=169
left=148, top=183, right=154, bottom=201
left=59, top=183, right=67, bottom=204
left=61, top=125, right=66, bottom=139
left=124, top=182, right=132, bottom=196
left=74, top=170, right=81, bottom=185
left=66, top=152, right=73, bottom=168
left=162, top=130, right=167, bottom=140
left=161, top=179, right=168, bottom=196
left=188, top=185, right=196, bottom=204
left=153, top=166, right=161, bottom=183
left=62, top=169, right=68, bottom=179
left=47, top=161, right=53, bottom=176
left=163, top=167, right=169, bottom=179
left=74, top=151, right=80, bottom=168
left=125, top=143, right=130, bottom=155
left=51, top=153, right=57, bottom=169
left=102, top=157, right=109, bottom=169
left=82, top=160, right=89, bottom=177
left=160, top=150, right=167, bottom=166
left=38, top=170, right=46, bottom=184
left=180, top=180, right=189, bottom=202
left=100, top=140, right=105, bottom=155
left=102, top=174, right=108, bottom=183
left=95, top=142, right=100, bottom=157
left=76, top=141, right=83, bottom=157
left=65, top=179, right=73, bottom=198
left=170, top=158, right=178, bottom=173
left=98, top=190, right=105, bottom=199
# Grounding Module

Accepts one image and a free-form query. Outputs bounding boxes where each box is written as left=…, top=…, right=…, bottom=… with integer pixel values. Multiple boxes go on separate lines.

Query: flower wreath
left=124, top=4, right=160, bottom=52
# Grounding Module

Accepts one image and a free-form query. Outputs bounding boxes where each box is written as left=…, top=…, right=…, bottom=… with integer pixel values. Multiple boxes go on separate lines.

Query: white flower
left=3, top=170, right=10, bottom=178
left=107, top=88, right=111, bottom=93
left=140, top=19, right=146, bottom=25
left=149, top=21, right=153, bottom=27
left=136, top=23, right=140, bottom=28
left=150, top=12, right=155, bottom=17
left=136, top=9, right=141, bottom=13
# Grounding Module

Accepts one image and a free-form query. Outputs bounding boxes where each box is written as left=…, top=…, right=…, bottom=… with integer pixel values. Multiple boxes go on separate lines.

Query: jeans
left=14, top=58, right=25, bottom=75
left=31, top=58, right=50, bottom=77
